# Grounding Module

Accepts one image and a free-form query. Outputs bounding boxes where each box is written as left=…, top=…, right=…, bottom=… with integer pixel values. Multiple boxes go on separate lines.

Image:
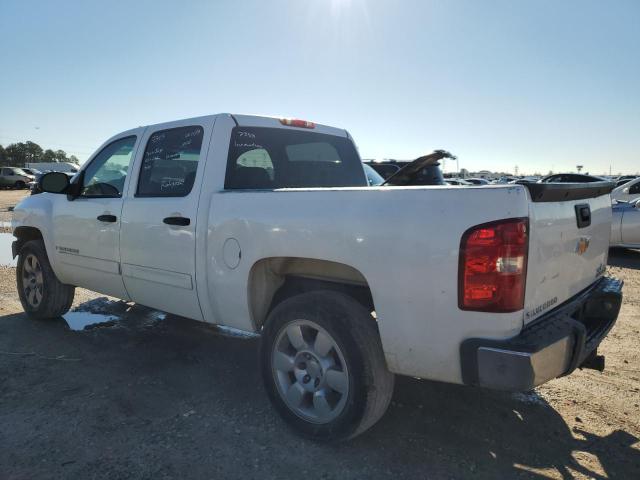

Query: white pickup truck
left=10, top=114, right=623, bottom=441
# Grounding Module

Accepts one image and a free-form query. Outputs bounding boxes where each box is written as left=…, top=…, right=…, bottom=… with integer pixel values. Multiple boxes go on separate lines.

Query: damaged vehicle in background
left=10, top=114, right=623, bottom=441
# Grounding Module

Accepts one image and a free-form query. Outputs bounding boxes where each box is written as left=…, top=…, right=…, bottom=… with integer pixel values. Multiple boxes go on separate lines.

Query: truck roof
left=140, top=113, right=349, bottom=138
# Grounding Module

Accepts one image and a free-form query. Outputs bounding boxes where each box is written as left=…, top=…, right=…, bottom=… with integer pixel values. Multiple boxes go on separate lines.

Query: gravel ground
left=0, top=189, right=28, bottom=232
left=0, top=190, right=639, bottom=479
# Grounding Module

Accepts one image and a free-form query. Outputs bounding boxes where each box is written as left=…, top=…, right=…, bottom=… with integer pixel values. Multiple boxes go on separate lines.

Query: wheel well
left=248, top=257, right=375, bottom=331
left=12, top=226, right=43, bottom=258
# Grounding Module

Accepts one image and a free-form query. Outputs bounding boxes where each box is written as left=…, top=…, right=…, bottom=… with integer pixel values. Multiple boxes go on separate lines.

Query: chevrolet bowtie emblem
left=576, top=237, right=590, bottom=255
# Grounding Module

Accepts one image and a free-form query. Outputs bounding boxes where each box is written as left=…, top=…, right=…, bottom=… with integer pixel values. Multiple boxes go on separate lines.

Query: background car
left=0, top=167, right=35, bottom=189
left=509, top=177, right=540, bottom=184
left=464, top=177, right=490, bottom=185
left=612, top=177, right=640, bottom=203
left=363, top=163, right=384, bottom=186
left=493, top=176, right=518, bottom=184
left=615, top=175, right=638, bottom=188
left=21, top=168, right=42, bottom=176
left=611, top=199, right=640, bottom=248
left=539, top=173, right=605, bottom=183
left=445, top=178, right=472, bottom=186
left=363, top=160, right=404, bottom=180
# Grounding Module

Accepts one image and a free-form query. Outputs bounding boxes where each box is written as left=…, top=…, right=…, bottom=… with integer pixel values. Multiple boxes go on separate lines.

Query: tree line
left=0, top=141, right=80, bottom=168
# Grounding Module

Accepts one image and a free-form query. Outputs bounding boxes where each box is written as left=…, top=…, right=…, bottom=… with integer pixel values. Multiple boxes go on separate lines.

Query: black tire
left=16, top=239, right=75, bottom=319
left=260, top=290, right=394, bottom=441
left=14, top=181, right=26, bottom=189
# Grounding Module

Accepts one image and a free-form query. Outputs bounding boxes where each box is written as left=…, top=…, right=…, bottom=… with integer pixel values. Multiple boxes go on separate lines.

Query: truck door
left=119, top=118, right=214, bottom=320
left=51, top=132, right=143, bottom=298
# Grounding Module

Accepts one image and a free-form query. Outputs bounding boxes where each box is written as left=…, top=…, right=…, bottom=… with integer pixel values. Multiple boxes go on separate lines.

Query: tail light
left=279, top=118, right=316, bottom=129
left=459, top=218, right=528, bottom=312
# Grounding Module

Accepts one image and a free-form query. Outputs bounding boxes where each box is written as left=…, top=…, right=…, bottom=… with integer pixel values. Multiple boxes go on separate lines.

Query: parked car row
left=0, top=167, right=36, bottom=189
left=362, top=161, right=640, bottom=250
left=1, top=165, right=81, bottom=192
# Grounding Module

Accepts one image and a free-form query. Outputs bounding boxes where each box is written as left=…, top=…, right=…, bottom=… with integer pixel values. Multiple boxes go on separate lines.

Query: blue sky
left=1, top=0, right=638, bottom=175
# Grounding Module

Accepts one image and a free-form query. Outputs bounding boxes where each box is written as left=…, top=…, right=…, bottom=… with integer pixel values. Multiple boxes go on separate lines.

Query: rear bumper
left=460, top=276, right=623, bottom=391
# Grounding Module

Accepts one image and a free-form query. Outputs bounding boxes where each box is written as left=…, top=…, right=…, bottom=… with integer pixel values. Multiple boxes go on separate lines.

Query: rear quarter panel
left=203, top=185, right=530, bottom=384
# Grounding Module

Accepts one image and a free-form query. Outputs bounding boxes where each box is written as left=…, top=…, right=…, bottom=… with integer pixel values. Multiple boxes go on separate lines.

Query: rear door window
left=137, top=126, right=204, bottom=197
left=225, top=127, right=366, bottom=190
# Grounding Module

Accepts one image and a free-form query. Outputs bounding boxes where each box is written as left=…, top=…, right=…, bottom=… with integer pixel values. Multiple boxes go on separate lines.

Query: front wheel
left=16, top=239, right=75, bottom=319
left=14, top=181, right=26, bottom=189
left=260, top=290, right=394, bottom=441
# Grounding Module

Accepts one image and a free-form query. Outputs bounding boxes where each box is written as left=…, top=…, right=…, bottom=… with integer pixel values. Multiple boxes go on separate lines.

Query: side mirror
left=40, top=172, right=70, bottom=194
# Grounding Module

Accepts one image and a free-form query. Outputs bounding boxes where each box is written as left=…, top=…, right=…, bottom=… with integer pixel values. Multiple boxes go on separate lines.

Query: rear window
left=225, top=127, right=366, bottom=190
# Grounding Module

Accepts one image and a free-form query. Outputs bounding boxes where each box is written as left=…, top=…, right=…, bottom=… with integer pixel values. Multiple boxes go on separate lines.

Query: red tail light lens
left=279, top=118, right=316, bottom=129
left=459, top=218, right=528, bottom=312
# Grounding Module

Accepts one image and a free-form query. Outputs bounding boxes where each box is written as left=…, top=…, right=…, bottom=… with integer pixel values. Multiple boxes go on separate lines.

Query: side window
left=629, top=182, right=640, bottom=194
left=82, top=136, right=137, bottom=197
left=137, top=126, right=204, bottom=197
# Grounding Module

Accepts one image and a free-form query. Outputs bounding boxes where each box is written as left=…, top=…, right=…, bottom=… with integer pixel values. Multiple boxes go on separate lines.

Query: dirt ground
left=0, top=190, right=639, bottom=479
left=0, top=189, right=29, bottom=231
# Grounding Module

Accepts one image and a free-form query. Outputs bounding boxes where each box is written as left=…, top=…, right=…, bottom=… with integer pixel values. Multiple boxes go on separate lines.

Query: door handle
left=97, top=214, right=117, bottom=223
left=163, top=216, right=190, bottom=226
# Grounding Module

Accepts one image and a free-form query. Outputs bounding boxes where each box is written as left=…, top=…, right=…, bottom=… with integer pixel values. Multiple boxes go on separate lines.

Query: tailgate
left=523, top=182, right=614, bottom=324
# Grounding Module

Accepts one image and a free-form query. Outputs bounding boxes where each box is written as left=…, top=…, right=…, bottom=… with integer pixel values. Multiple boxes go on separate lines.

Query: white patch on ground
left=148, top=311, right=167, bottom=321
left=511, top=391, right=548, bottom=406
left=0, top=233, right=16, bottom=266
left=63, top=312, right=120, bottom=331
left=140, top=310, right=167, bottom=328
left=215, top=325, right=259, bottom=339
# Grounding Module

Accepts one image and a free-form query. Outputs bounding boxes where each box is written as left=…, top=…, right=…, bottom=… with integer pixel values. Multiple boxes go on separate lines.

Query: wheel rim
left=22, top=254, right=44, bottom=308
left=272, top=319, right=349, bottom=424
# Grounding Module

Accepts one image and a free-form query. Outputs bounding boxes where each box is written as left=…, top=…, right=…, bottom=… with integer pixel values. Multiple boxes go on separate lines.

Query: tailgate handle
left=575, top=204, right=591, bottom=228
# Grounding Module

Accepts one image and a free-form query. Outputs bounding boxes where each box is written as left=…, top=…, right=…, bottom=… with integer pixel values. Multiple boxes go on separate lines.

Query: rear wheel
left=16, top=239, right=75, bottom=319
left=260, top=290, right=394, bottom=441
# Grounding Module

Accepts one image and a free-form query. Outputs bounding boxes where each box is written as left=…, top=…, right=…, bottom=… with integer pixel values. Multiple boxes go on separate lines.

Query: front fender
left=11, top=193, right=56, bottom=259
